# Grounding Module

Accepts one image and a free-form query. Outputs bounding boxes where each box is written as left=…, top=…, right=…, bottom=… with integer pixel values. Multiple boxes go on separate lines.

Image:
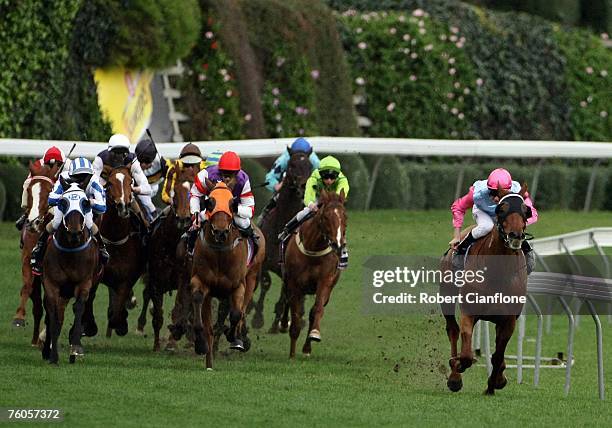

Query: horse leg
left=31, top=277, right=44, bottom=346
left=444, top=314, right=463, bottom=392
left=485, top=318, right=516, bottom=395
left=458, top=315, right=476, bottom=373
left=13, top=262, right=34, bottom=327
left=69, top=287, right=89, bottom=363
left=203, top=294, right=214, bottom=370
left=228, top=283, right=246, bottom=351
left=251, top=270, right=271, bottom=329
left=109, top=285, right=130, bottom=337
left=106, top=287, right=114, bottom=338
left=302, top=301, right=315, bottom=355
left=288, top=292, right=303, bottom=359
left=167, top=275, right=190, bottom=345
left=306, top=280, right=333, bottom=347
left=41, top=294, right=52, bottom=361
left=151, top=290, right=164, bottom=352
left=81, top=282, right=98, bottom=337
left=136, top=283, right=151, bottom=335
left=191, top=276, right=209, bottom=360
left=214, top=298, right=230, bottom=354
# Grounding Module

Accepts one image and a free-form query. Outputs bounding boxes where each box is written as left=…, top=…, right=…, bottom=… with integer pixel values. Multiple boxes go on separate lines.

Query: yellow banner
left=94, top=68, right=153, bottom=144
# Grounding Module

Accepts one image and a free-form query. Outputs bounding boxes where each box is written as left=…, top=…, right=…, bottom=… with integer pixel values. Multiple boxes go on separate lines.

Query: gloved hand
left=308, top=201, right=319, bottom=212
left=191, top=213, right=201, bottom=228
left=132, top=186, right=142, bottom=195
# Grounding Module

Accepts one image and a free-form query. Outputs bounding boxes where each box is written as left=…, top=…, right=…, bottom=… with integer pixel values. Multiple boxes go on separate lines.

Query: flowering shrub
left=340, top=9, right=477, bottom=138
left=178, top=14, right=245, bottom=140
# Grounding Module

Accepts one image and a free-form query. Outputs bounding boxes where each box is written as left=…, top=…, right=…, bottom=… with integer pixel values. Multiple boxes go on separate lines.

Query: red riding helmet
left=43, top=146, right=65, bottom=165
left=218, top=151, right=241, bottom=171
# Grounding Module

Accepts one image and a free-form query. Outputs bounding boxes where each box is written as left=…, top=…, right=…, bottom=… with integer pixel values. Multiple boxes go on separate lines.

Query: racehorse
left=253, top=149, right=312, bottom=330
left=41, top=184, right=99, bottom=364
left=13, top=162, right=57, bottom=346
left=137, top=162, right=194, bottom=351
left=281, top=189, right=347, bottom=358
left=82, top=166, right=145, bottom=338
left=441, top=185, right=531, bottom=395
left=190, top=180, right=265, bottom=369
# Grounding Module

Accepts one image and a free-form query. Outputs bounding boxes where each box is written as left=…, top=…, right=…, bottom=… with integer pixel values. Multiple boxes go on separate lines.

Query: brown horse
left=82, top=166, right=145, bottom=337
left=282, top=189, right=347, bottom=358
left=138, top=162, right=195, bottom=350
left=441, top=185, right=531, bottom=395
left=41, top=184, right=98, bottom=364
left=252, top=150, right=312, bottom=330
left=190, top=180, right=265, bottom=369
left=13, top=162, right=57, bottom=347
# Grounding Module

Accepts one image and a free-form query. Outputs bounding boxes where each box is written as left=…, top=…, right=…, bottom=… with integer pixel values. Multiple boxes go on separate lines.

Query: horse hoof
left=135, top=328, right=145, bottom=336
left=230, top=340, right=245, bottom=352
left=483, top=389, right=495, bottom=396
left=206, top=367, right=213, bottom=371
left=308, top=329, right=321, bottom=342
left=126, top=296, right=137, bottom=310
left=251, top=313, right=264, bottom=329
left=69, top=354, right=76, bottom=364
left=12, top=318, right=25, bottom=328
left=447, top=378, right=463, bottom=392
left=268, top=323, right=280, bottom=334
left=495, top=376, right=508, bottom=390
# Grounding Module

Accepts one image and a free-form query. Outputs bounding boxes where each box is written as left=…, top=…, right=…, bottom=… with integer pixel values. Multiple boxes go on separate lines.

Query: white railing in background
left=1, top=137, right=611, bottom=159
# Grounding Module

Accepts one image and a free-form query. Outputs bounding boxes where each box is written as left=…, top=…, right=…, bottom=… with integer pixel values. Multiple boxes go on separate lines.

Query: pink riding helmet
left=487, top=168, right=512, bottom=190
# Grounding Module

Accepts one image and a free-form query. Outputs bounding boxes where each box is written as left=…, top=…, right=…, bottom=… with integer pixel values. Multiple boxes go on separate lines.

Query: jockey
left=16, top=146, right=66, bottom=231
left=161, top=143, right=206, bottom=205
left=30, top=157, right=109, bottom=275
left=135, top=136, right=169, bottom=203
left=92, top=133, right=153, bottom=222
left=278, top=155, right=350, bottom=269
left=259, top=137, right=320, bottom=221
left=450, top=168, right=539, bottom=272
left=187, top=151, right=256, bottom=253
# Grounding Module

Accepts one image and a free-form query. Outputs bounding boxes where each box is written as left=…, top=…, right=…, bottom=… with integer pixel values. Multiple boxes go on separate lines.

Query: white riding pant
left=137, top=194, right=157, bottom=220
left=296, top=206, right=313, bottom=222
left=471, top=205, right=495, bottom=239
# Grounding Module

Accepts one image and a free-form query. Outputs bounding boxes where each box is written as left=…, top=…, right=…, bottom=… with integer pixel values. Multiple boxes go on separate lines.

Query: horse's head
left=495, top=183, right=532, bottom=250
left=172, top=161, right=196, bottom=229
left=57, top=184, right=90, bottom=245
left=106, top=166, right=132, bottom=218
left=284, top=149, right=312, bottom=198
left=203, top=179, right=235, bottom=244
left=26, top=162, right=55, bottom=233
left=316, top=189, right=347, bottom=254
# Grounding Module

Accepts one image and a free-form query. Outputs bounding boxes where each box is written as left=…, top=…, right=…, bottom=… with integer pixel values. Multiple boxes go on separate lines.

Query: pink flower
left=398, top=15, right=406, bottom=22
left=601, top=33, right=609, bottom=40
left=476, top=78, right=484, bottom=86
left=226, top=90, right=233, bottom=97
left=419, top=28, right=426, bottom=35
left=273, top=98, right=279, bottom=106
left=449, top=68, right=456, bottom=75
left=456, top=42, right=464, bottom=49
left=439, top=34, right=447, bottom=41
left=272, top=87, right=280, bottom=96
left=205, top=31, right=214, bottom=39
left=410, top=52, right=418, bottom=59
left=409, top=75, right=417, bottom=81
left=276, top=57, right=286, bottom=67
left=389, top=27, right=397, bottom=35
left=580, top=101, right=587, bottom=108
left=244, top=113, right=252, bottom=121
left=298, top=129, right=305, bottom=135
left=403, top=34, right=411, bottom=41
left=217, top=108, right=225, bottom=115
left=198, top=73, right=206, bottom=81
left=358, top=42, right=367, bottom=50
left=412, top=8, right=425, bottom=17
left=424, top=44, right=433, bottom=51
left=386, top=102, right=396, bottom=112
left=601, top=70, right=608, bottom=77
left=223, top=75, right=231, bottom=82
left=454, top=82, right=461, bottom=89
left=311, top=69, right=320, bottom=79
left=448, top=57, right=456, bottom=65
left=458, top=113, right=465, bottom=120
left=451, top=107, right=458, bottom=115
left=601, top=111, right=608, bottom=118
left=356, top=27, right=363, bottom=34
left=418, top=20, right=425, bottom=28
left=447, top=92, right=454, bottom=99
left=463, top=88, right=470, bottom=95
left=449, top=35, right=458, bottom=42
left=275, top=113, right=282, bottom=121
left=355, top=77, right=366, bottom=86
left=586, top=67, right=594, bottom=74
left=450, top=26, right=459, bottom=34
left=295, top=106, right=305, bottom=115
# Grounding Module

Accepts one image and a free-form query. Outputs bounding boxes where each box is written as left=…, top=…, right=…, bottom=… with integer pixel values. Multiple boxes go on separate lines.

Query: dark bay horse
left=281, top=189, right=347, bottom=358
left=13, top=162, right=57, bottom=346
left=441, top=185, right=531, bottom=395
left=82, top=166, right=145, bottom=337
left=253, top=149, right=312, bottom=330
left=41, top=184, right=98, bottom=364
left=138, top=162, right=195, bottom=351
left=190, top=180, right=265, bottom=369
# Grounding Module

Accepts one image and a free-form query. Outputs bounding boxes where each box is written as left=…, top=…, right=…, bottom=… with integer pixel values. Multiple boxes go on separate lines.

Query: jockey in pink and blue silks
left=450, top=168, right=539, bottom=273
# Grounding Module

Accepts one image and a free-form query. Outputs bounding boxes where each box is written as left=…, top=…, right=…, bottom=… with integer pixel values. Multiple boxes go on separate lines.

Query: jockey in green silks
left=278, top=155, right=350, bottom=269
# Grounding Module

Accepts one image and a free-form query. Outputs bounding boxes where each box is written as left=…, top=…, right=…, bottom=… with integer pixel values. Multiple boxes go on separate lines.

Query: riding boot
left=452, top=232, right=478, bottom=270
left=93, top=230, right=110, bottom=265
left=187, top=227, right=199, bottom=255
left=278, top=215, right=302, bottom=243
left=15, top=213, right=27, bottom=231
left=522, top=240, right=536, bottom=274
left=30, top=230, right=50, bottom=276
left=238, top=224, right=259, bottom=255
left=338, top=245, right=349, bottom=271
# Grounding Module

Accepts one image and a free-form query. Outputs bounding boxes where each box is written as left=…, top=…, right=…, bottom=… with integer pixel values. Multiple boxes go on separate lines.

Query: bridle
left=496, top=194, right=533, bottom=251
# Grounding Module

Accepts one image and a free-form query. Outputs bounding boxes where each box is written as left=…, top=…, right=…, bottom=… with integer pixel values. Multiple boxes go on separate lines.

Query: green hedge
left=404, top=162, right=426, bottom=209
left=336, top=154, right=369, bottom=210
left=0, top=180, right=6, bottom=221
left=241, top=159, right=270, bottom=215
left=369, top=156, right=410, bottom=209
left=0, top=161, right=27, bottom=221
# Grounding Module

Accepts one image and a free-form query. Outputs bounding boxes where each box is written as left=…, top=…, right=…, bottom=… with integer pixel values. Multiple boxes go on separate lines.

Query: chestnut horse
left=41, top=184, right=98, bottom=364
left=13, top=162, right=57, bottom=346
left=252, top=149, right=312, bottom=330
left=190, top=180, right=265, bottom=369
left=138, top=162, right=194, bottom=350
left=82, top=166, right=145, bottom=337
left=441, top=186, right=531, bottom=395
left=282, top=189, right=347, bottom=358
